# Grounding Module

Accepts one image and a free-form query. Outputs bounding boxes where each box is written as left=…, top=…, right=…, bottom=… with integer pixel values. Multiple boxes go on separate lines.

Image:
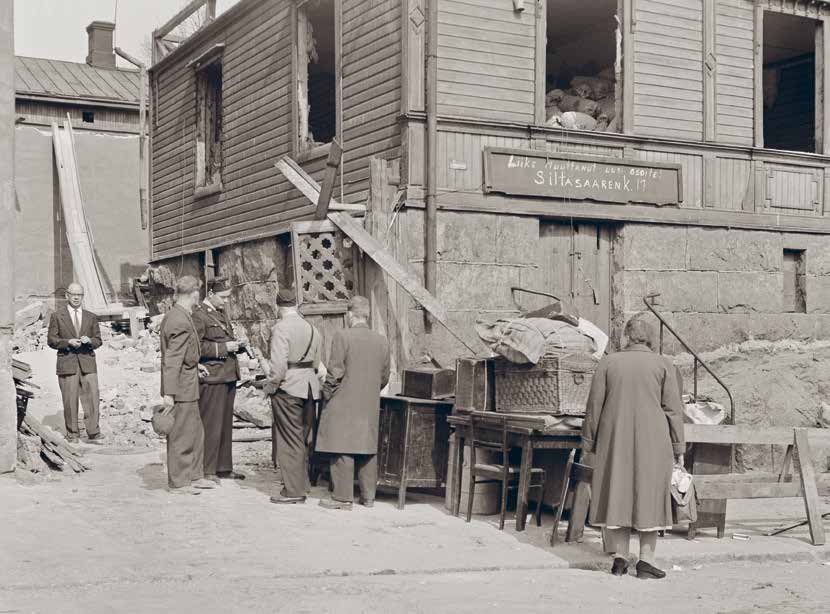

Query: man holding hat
left=159, top=275, right=216, bottom=495
left=264, top=287, right=322, bottom=504
left=192, top=276, right=245, bottom=483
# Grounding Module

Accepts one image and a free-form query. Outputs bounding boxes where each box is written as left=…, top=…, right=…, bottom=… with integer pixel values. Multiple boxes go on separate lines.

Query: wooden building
left=148, top=0, right=830, bottom=371
left=14, top=21, right=148, bottom=310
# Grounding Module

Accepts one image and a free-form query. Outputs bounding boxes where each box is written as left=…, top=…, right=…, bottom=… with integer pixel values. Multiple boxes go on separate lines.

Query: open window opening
left=763, top=12, right=818, bottom=153
left=195, top=59, right=223, bottom=194
left=544, top=0, right=620, bottom=133
left=298, top=0, right=336, bottom=150
left=783, top=249, right=807, bottom=313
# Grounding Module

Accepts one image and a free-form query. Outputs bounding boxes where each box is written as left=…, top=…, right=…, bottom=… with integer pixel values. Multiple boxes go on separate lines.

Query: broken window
left=783, top=249, right=806, bottom=313
left=544, top=0, right=620, bottom=133
left=763, top=12, right=818, bottom=153
left=195, top=58, right=223, bottom=194
left=82, top=110, right=94, bottom=124
left=297, top=0, right=336, bottom=151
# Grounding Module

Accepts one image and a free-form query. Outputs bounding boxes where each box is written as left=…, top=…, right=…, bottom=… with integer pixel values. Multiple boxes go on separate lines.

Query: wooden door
left=534, top=221, right=615, bottom=334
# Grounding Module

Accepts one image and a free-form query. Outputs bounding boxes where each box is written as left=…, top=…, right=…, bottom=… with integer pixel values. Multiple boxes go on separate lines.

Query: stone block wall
left=623, top=224, right=830, bottom=353
left=405, top=210, right=541, bottom=366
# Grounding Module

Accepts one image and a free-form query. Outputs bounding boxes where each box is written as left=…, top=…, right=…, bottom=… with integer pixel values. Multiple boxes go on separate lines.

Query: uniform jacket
left=316, top=323, right=390, bottom=455
left=581, top=344, right=685, bottom=531
left=160, top=304, right=201, bottom=402
left=268, top=311, right=322, bottom=399
left=47, top=306, right=102, bottom=376
left=192, top=301, right=240, bottom=384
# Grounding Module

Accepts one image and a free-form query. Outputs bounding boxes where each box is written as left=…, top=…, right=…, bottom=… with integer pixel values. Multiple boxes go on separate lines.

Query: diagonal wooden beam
left=315, top=138, right=342, bottom=220
left=273, top=158, right=364, bottom=213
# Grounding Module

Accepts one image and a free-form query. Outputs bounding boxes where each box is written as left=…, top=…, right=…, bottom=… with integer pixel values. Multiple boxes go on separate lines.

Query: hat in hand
left=276, top=286, right=297, bottom=307
left=151, top=405, right=175, bottom=437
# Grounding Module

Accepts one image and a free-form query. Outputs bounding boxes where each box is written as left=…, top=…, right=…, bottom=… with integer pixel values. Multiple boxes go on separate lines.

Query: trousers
left=58, top=371, right=100, bottom=437
left=270, top=391, right=313, bottom=497
left=199, top=382, right=236, bottom=476
left=330, top=454, right=378, bottom=503
left=604, top=527, right=658, bottom=564
left=167, top=401, right=205, bottom=488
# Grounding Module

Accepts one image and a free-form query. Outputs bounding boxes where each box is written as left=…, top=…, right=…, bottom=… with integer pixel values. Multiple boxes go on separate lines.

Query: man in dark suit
left=47, top=282, right=106, bottom=444
left=316, top=296, right=390, bottom=510
left=160, top=275, right=216, bottom=495
left=192, top=277, right=245, bottom=482
left=263, top=287, right=322, bottom=505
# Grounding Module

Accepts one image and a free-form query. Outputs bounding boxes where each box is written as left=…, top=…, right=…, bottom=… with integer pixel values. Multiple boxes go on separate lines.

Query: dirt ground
left=3, top=332, right=830, bottom=613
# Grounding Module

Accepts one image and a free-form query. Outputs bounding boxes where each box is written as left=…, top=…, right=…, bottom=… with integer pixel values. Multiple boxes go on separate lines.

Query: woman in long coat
left=581, top=316, right=685, bottom=579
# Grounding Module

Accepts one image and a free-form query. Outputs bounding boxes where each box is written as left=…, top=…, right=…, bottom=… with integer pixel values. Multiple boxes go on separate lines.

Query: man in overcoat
left=316, top=296, right=390, bottom=510
left=264, top=287, right=322, bottom=504
left=160, top=275, right=216, bottom=495
left=192, top=277, right=245, bottom=482
left=47, top=282, right=106, bottom=444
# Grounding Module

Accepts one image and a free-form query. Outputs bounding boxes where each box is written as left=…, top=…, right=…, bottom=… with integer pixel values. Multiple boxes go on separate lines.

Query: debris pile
left=545, top=67, right=618, bottom=132
left=12, top=301, right=51, bottom=353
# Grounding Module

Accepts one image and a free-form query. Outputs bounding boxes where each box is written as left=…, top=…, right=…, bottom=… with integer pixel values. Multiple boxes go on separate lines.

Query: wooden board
left=793, top=428, right=826, bottom=545
left=52, top=121, right=108, bottom=309
left=686, top=424, right=830, bottom=446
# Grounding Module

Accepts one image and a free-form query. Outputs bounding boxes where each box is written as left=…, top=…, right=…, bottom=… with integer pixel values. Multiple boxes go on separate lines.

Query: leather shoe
left=66, top=434, right=80, bottom=444
left=358, top=498, right=374, bottom=508
left=636, top=560, right=666, bottom=580
left=611, top=557, right=629, bottom=576
left=270, top=495, right=306, bottom=505
left=192, top=479, right=217, bottom=489
left=205, top=475, right=221, bottom=484
left=319, top=498, right=353, bottom=510
left=87, top=433, right=107, bottom=445
left=217, top=471, right=246, bottom=480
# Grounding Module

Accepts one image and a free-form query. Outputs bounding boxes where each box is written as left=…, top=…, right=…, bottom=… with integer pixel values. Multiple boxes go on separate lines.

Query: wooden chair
left=465, top=413, right=546, bottom=530
left=549, top=449, right=593, bottom=546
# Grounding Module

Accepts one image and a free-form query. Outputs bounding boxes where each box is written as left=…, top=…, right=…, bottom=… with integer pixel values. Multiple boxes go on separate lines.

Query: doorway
left=533, top=221, right=616, bottom=334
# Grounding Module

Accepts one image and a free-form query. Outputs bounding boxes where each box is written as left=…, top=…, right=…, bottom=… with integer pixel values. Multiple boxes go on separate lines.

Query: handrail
left=643, top=295, right=735, bottom=425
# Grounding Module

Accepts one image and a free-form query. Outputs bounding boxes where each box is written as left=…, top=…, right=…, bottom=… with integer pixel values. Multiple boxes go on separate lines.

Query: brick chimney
left=86, top=21, right=116, bottom=69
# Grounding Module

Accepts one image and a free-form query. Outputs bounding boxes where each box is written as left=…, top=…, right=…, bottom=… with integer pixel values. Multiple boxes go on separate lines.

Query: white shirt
left=67, top=305, right=83, bottom=332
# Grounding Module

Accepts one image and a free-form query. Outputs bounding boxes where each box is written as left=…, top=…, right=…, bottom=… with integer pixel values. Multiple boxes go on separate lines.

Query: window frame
left=291, top=0, right=342, bottom=162
left=190, top=44, right=225, bottom=199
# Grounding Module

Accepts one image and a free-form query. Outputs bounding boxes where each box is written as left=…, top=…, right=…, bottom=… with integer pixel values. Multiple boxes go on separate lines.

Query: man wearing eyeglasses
left=46, top=283, right=106, bottom=444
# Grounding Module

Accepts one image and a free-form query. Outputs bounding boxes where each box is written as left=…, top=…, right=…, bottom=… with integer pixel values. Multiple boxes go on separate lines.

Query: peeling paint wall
left=13, top=124, right=148, bottom=309
left=623, top=224, right=830, bottom=353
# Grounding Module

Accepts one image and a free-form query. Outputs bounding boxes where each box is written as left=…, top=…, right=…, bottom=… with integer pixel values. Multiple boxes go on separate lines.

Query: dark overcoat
left=192, top=302, right=240, bottom=384
left=315, top=323, right=390, bottom=455
left=159, top=304, right=201, bottom=403
left=581, top=344, right=685, bottom=531
left=47, top=307, right=102, bottom=375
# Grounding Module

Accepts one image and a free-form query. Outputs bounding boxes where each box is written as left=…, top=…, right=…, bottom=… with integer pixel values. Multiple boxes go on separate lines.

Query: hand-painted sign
left=483, top=148, right=683, bottom=206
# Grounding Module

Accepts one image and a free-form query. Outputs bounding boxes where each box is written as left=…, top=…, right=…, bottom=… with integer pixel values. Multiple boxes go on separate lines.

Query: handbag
left=671, top=464, right=698, bottom=524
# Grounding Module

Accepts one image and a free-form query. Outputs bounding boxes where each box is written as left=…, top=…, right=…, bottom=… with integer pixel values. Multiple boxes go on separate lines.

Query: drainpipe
left=114, top=47, right=148, bottom=231
left=424, top=0, right=438, bottom=326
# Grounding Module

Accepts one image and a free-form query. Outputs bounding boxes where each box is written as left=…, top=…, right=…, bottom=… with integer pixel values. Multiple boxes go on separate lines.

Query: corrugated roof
left=15, top=56, right=140, bottom=106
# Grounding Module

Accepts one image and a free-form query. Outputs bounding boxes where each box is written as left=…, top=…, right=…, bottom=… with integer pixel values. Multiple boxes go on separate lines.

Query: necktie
left=73, top=309, right=80, bottom=334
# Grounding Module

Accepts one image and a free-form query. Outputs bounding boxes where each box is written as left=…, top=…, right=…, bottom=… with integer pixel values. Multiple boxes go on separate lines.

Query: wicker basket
left=493, top=353, right=596, bottom=415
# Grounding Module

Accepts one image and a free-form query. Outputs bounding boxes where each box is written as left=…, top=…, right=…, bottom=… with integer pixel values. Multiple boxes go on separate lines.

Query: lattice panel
left=294, top=229, right=356, bottom=304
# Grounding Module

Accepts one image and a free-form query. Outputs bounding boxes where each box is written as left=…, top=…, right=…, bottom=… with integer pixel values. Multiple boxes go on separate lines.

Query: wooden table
left=377, top=395, right=454, bottom=509
left=447, top=413, right=585, bottom=533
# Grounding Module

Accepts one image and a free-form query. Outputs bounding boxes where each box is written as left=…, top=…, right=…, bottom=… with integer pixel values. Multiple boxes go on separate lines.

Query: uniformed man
left=316, top=296, right=390, bottom=510
left=264, top=287, right=322, bottom=505
left=192, top=276, right=245, bottom=483
left=160, top=275, right=216, bottom=495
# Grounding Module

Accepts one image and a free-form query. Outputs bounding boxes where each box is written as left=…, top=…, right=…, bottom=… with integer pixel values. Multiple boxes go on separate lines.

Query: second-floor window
left=544, top=0, right=620, bottom=133
left=297, top=0, right=336, bottom=151
left=195, top=54, right=223, bottom=194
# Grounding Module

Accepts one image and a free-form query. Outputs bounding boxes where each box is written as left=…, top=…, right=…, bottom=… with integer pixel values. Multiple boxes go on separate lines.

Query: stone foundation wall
left=623, top=224, right=830, bottom=353
left=405, top=210, right=541, bottom=366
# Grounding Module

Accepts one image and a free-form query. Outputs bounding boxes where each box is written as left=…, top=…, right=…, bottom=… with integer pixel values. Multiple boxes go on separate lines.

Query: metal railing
left=643, top=295, right=735, bottom=425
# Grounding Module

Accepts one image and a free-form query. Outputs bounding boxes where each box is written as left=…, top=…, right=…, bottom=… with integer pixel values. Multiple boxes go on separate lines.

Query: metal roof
left=15, top=56, right=140, bottom=107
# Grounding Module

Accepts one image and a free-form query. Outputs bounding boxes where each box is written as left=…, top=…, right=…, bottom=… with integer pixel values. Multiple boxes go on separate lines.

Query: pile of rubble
left=545, top=68, right=618, bottom=132
left=12, top=301, right=51, bottom=353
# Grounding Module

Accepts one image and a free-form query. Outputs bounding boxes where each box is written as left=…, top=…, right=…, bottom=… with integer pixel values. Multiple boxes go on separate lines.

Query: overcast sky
left=14, top=0, right=240, bottom=67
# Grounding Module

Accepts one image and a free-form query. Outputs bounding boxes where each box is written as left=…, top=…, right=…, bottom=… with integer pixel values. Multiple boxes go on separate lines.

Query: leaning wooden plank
left=274, top=158, right=364, bottom=213
left=685, top=424, right=830, bottom=447
left=328, top=211, right=449, bottom=325
left=793, top=428, right=826, bottom=546
left=315, top=138, right=343, bottom=220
